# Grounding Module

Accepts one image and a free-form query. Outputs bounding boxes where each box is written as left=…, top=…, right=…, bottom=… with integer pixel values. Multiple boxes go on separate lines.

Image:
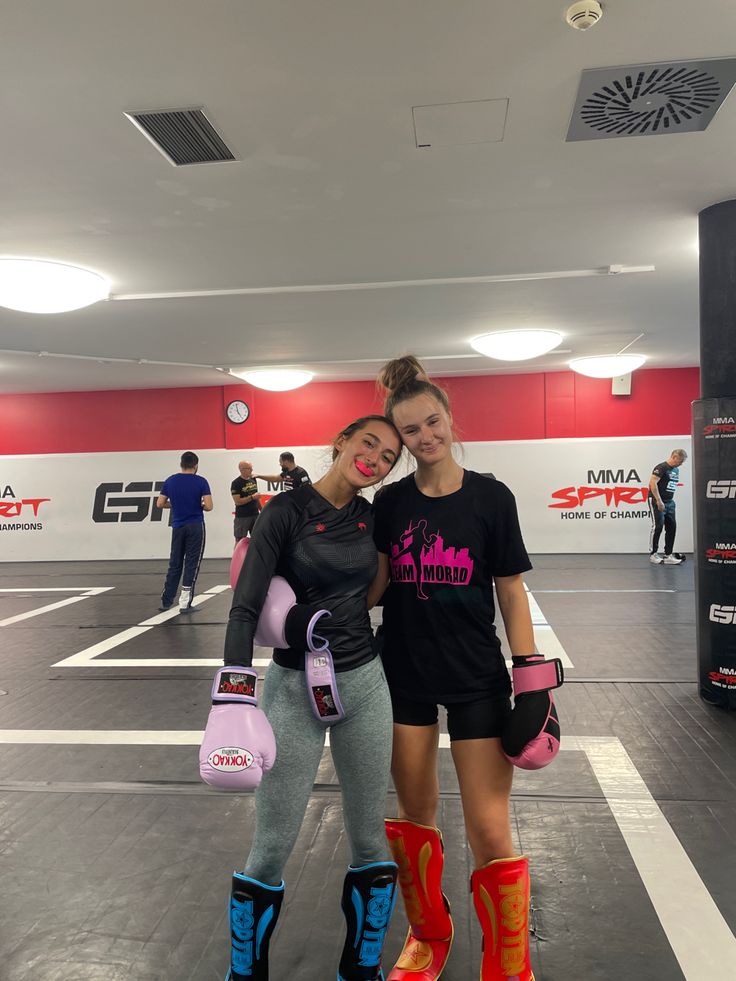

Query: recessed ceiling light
left=230, top=368, right=314, bottom=391
left=569, top=354, right=646, bottom=378
left=470, top=329, right=563, bottom=361
left=0, top=258, right=110, bottom=313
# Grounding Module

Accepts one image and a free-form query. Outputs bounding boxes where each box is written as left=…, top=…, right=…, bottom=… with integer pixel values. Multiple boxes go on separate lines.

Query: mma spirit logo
left=708, top=665, right=736, bottom=689
left=205, top=746, right=254, bottom=772
left=92, top=481, right=165, bottom=522
left=709, top=604, right=736, bottom=625
left=705, top=543, right=736, bottom=565
left=706, top=480, right=736, bottom=499
left=390, top=519, right=474, bottom=601
left=548, top=468, right=649, bottom=520
left=0, top=485, right=50, bottom=532
left=703, top=417, right=736, bottom=439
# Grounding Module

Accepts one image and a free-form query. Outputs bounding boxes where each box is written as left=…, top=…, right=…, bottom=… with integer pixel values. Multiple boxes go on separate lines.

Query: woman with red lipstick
left=223, top=414, right=403, bottom=981
left=369, top=357, right=545, bottom=981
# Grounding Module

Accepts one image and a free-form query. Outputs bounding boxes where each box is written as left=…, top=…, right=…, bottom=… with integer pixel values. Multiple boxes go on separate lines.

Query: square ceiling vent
left=125, top=107, right=237, bottom=165
left=567, top=57, right=736, bottom=141
left=412, top=99, right=508, bottom=148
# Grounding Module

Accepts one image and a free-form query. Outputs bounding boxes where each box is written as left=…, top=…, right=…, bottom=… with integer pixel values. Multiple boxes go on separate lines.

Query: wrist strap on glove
left=211, top=666, right=258, bottom=706
left=511, top=655, right=564, bottom=696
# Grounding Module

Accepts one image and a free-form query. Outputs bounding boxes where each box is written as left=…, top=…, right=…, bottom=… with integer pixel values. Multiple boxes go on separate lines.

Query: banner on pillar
left=693, top=399, right=736, bottom=708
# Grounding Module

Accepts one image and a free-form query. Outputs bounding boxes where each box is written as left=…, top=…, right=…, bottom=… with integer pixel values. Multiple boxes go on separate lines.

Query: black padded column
left=694, top=201, right=736, bottom=707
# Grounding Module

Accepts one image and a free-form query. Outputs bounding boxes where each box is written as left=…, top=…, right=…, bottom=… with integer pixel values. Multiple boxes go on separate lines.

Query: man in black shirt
left=255, top=451, right=311, bottom=493
left=648, top=448, right=687, bottom=564
left=230, top=460, right=260, bottom=542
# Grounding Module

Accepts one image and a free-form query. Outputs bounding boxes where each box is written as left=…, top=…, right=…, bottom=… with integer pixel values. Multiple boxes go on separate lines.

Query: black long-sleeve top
left=224, top=486, right=378, bottom=672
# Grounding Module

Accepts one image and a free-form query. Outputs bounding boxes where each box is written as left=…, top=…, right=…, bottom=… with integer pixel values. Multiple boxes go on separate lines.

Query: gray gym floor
left=1, top=555, right=735, bottom=980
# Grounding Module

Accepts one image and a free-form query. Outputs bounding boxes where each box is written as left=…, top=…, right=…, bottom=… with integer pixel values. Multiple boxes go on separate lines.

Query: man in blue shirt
left=156, top=451, right=213, bottom=610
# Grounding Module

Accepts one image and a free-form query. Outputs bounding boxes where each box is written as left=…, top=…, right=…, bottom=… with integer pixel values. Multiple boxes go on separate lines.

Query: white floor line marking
left=524, top=585, right=574, bottom=669
left=0, top=587, right=113, bottom=593
left=567, top=735, right=736, bottom=978
left=0, top=730, right=731, bottom=974
left=50, top=583, right=574, bottom=674
left=52, top=586, right=230, bottom=667
left=0, top=587, right=115, bottom=627
left=0, top=730, right=203, bottom=745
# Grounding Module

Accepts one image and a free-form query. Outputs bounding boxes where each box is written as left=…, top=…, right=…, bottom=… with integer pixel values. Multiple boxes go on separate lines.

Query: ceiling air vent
left=125, top=107, right=237, bottom=166
left=567, top=58, right=736, bottom=141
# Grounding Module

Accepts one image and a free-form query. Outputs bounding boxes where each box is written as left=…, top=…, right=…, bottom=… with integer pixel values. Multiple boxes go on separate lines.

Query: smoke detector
left=566, top=1, right=603, bottom=30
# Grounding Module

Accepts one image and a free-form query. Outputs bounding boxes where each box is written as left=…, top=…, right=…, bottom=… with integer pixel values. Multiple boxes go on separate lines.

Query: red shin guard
left=470, top=857, right=534, bottom=981
left=385, top=819, right=454, bottom=980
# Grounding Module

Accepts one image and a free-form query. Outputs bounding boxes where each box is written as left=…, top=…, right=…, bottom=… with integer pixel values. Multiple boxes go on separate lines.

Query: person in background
left=231, top=460, right=260, bottom=543
left=255, top=451, right=311, bottom=492
left=648, top=449, right=688, bottom=565
left=156, top=451, right=212, bottom=612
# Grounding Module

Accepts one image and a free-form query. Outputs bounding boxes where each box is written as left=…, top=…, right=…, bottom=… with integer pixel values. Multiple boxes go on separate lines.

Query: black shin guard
left=227, top=873, right=284, bottom=981
left=338, top=862, right=398, bottom=981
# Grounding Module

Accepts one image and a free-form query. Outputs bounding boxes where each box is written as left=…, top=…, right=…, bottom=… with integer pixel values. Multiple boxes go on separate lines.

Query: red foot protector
left=385, top=819, right=453, bottom=980
left=471, top=856, right=534, bottom=981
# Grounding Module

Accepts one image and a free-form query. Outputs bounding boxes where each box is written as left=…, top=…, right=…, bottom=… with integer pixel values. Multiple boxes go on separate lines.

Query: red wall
left=0, top=367, right=700, bottom=456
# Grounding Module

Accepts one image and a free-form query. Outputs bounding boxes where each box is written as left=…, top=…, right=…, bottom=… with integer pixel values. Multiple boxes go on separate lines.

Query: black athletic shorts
left=390, top=691, right=512, bottom=742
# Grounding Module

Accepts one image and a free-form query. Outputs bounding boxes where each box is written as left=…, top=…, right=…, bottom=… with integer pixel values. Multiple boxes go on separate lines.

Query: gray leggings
left=244, top=656, right=393, bottom=886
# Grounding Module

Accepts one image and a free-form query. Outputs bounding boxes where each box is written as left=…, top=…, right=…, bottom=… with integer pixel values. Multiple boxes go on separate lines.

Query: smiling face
left=391, top=393, right=453, bottom=466
left=333, top=421, right=401, bottom=488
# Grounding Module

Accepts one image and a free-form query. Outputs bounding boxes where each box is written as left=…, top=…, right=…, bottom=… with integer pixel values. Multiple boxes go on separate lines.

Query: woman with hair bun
left=370, top=356, right=558, bottom=981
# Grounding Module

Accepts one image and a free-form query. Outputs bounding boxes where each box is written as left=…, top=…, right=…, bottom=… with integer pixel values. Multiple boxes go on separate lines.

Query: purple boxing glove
left=501, top=655, right=563, bottom=770
left=230, top=538, right=331, bottom=650
left=199, top=667, right=276, bottom=791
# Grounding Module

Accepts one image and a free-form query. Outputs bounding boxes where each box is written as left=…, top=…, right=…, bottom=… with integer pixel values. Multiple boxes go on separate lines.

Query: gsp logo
left=706, top=480, right=736, bottom=499
left=92, top=481, right=165, bottom=523
left=710, top=604, right=736, bottom=625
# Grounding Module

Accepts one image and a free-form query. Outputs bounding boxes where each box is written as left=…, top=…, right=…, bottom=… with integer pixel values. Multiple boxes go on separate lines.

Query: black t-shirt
left=225, top=486, right=377, bottom=672
left=649, top=462, right=680, bottom=503
left=281, top=465, right=311, bottom=491
left=231, top=476, right=260, bottom=517
left=373, top=471, right=532, bottom=702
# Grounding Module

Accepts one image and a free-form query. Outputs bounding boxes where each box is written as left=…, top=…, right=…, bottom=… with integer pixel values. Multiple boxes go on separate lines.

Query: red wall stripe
left=0, top=367, right=700, bottom=456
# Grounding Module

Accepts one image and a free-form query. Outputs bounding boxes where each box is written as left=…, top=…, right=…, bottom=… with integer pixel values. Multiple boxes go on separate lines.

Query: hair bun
left=378, top=354, right=428, bottom=393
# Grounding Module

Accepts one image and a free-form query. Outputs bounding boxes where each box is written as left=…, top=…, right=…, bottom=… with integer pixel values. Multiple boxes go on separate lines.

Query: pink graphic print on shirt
left=390, top=518, right=474, bottom=600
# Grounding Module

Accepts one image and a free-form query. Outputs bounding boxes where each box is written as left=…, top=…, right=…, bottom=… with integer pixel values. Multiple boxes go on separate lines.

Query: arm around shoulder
left=368, top=552, right=390, bottom=609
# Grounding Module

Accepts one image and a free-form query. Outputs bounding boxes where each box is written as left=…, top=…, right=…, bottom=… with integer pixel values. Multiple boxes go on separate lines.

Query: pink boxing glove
left=501, top=655, right=563, bottom=770
left=230, top=538, right=331, bottom=650
left=199, top=667, right=276, bottom=791
left=230, top=537, right=250, bottom=591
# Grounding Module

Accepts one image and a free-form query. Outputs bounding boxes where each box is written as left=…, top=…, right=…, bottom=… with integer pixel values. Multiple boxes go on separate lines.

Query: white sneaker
left=662, top=554, right=683, bottom=565
left=178, top=587, right=193, bottom=610
left=649, top=553, right=664, bottom=564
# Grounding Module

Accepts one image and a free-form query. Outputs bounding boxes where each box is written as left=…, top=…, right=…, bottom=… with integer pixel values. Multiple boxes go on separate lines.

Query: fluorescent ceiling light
left=231, top=368, right=314, bottom=391
left=470, top=329, right=563, bottom=361
left=0, top=259, right=110, bottom=313
left=569, top=354, right=646, bottom=378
